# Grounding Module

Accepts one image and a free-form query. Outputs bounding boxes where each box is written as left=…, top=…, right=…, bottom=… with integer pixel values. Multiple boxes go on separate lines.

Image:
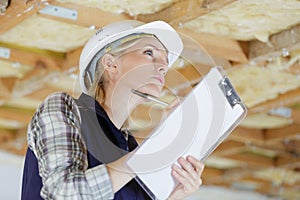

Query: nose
left=155, top=55, right=169, bottom=76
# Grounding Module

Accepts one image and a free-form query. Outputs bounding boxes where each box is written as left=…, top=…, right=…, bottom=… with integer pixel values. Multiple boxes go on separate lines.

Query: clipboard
left=126, top=66, right=247, bottom=200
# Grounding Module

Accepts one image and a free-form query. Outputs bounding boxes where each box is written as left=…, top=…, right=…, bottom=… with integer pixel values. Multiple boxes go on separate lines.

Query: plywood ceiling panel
left=56, top=0, right=179, bottom=16
left=0, top=15, right=95, bottom=52
left=183, top=0, right=300, bottom=42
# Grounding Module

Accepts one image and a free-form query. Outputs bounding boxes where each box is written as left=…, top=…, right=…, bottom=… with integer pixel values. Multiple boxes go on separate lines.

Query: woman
left=21, top=20, right=204, bottom=200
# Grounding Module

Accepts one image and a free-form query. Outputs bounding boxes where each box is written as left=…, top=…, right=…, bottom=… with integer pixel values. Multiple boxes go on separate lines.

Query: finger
left=177, top=157, right=199, bottom=180
left=187, top=156, right=205, bottom=176
left=171, top=168, right=194, bottom=193
left=173, top=163, right=199, bottom=190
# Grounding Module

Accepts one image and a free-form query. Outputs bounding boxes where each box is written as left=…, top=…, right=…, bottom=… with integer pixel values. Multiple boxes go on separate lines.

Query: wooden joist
left=177, top=28, right=248, bottom=63
left=248, top=24, right=300, bottom=62
left=0, top=106, right=34, bottom=124
left=0, top=0, right=47, bottom=34
left=0, top=45, right=64, bottom=71
left=249, top=87, right=300, bottom=114
left=264, top=124, right=300, bottom=141
left=38, top=1, right=131, bottom=28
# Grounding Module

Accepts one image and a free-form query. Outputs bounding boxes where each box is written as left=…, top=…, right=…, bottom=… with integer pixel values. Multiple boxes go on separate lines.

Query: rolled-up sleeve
left=27, top=92, right=114, bottom=199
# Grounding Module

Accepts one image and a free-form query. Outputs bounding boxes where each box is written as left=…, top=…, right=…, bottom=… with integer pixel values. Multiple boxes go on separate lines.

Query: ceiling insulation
left=56, top=0, right=179, bottom=16
left=227, top=65, right=300, bottom=108
left=240, top=113, right=293, bottom=129
left=0, top=15, right=95, bottom=52
left=3, top=97, right=42, bottom=111
left=0, top=60, right=33, bottom=78
left=183, top=0, right=300, bottom=42
left=205, top=156, right=243, bottom=169
left=0, top=118, right=26, bottom=130
left=254, top=169, right=300, bottom=185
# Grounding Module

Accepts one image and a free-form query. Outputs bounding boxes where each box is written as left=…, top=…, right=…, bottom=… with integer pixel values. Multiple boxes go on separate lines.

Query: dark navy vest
left=21, top=93, right=151, bottom=200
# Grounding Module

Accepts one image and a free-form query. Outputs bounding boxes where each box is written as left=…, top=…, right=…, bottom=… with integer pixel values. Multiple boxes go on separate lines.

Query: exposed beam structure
left=0, top=107, right=34, bottom=124
left=0, top=45, right=64, bottom=71
left=249, top=88, right=300, bottom=114
left=177, top=28, right=248, bottom=63
left=248, top=24, right=300, bottom=62
left=37, top=1, right=247, bottom=64
left=169, top=0, right=237, bottom=25
left=38, top=1, right=131, bottom=28
left=136, top=0, right=206, bottom=23
left=0, top=0, right=48, bottom=34
left=63, top=47, right=82, bottom=70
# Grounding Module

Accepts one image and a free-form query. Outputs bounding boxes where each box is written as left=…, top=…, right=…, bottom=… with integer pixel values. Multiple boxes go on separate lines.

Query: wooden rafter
left=0, top=0, right=49, bottom=34
left=36, top=1, right=247, bottom=64
left=177, top=28, right=248, bottom=63
left=171, top=0, right=237, bottom=25
left=249, top=88, right=300, bottom=114
left=213, top=140, right=246, bottom=156
left=248, top=24, right=300, bottom=62
left=0, top=45, right=64, bottom=71
left=136, top=0, right=206, bottom=23
left=38, top=1, right=131, bottom=28
left=264, top=124, right=300, bottom=141
left=0, top=106, right=34, bottom=123
left=63, top=47, right=82, bottom=70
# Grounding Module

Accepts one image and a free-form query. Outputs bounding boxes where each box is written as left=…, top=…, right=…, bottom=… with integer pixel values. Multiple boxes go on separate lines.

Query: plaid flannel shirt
left=27, top=92, right=114, bottom=199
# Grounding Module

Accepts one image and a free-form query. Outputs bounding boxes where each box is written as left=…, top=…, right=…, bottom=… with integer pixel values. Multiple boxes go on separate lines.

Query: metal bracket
left=0, top=47, right=10, bottom=59
left=0, top=0, right=9, bottom=14
left=219, top=76, right=241, bottom=108
left=269, top=107, right=291, bottom=118
left=39, top=5, right=78, bottom=20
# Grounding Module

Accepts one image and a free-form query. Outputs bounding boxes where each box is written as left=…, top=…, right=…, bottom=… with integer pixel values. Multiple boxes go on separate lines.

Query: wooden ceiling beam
left=228, top=127, right=265, bottom=145
left=212, top=140, right=246, bottom=156
left=63, top=47, right=82, bottom=70
left=0, top=0, right=48, bottom=34
left=202, top=167, right=225, bottom=183
left=37, top=1, right=247, bottom=64
left=168, top=0, right=237, bottom=25
left=177, top=28, right=248, bottom=63
left=248, top=24, right=300, bottom=62
left=0, top=129, right=17, bottom=144
left=0, top=107, right=34, bottom=124
left=136, top=0, right=204, bottom=23
left=0, top=45, right=64, bottom=71
left=135, top=0, right=208, bottom=23
left=38, top=1, right=131, bottom=28
left=223, top=152, right=275, bottom=168
left=264, top=124, right=300, bottom=141
left=249, top=87, right=300, bottom=114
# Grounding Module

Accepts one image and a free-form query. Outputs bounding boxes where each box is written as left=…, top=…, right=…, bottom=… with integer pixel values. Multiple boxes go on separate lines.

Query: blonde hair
left=86, top=36, right=151, bottom=104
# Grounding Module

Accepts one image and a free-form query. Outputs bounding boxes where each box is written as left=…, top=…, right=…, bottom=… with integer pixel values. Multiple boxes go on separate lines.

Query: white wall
left=0, top=151, right=24, bottom=200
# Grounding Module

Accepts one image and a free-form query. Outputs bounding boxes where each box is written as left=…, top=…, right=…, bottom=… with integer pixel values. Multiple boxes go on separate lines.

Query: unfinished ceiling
left=0, top=0, right=300, bottom=199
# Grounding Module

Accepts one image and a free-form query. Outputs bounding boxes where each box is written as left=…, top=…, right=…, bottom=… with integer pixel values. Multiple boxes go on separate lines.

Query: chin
left=140, top=85, right=162, bottom=98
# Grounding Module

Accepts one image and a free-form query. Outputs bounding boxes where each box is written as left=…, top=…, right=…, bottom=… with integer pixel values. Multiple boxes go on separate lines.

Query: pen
left=131, top=89, right=169, bottom=106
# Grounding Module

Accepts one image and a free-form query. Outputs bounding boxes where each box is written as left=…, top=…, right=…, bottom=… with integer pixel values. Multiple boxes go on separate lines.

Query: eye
left=143, top=49, right=154, bottom=57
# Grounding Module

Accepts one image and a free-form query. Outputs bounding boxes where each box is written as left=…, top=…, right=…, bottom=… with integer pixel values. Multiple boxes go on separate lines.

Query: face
left=110, top=37, right=169, bottom=98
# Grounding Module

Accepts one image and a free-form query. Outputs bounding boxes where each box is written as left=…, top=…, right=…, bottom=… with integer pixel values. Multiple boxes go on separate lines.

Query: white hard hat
left=79, top=20, right=183, bottom=94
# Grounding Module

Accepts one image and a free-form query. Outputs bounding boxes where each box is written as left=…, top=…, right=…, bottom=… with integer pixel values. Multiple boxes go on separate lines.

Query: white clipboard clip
left=127, top=66, right=247, bottom=200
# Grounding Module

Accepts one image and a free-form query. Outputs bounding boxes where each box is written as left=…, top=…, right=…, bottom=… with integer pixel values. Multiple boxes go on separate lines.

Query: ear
left=101, top=54, right=118, bottom=74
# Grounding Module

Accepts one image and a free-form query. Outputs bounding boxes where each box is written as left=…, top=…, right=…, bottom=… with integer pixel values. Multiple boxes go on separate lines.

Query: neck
left=102, top=85, right=142, bottom=130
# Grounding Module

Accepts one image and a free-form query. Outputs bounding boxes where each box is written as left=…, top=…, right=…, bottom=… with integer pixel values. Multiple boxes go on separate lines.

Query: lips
left=153, top=76, right=165, bottom=85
